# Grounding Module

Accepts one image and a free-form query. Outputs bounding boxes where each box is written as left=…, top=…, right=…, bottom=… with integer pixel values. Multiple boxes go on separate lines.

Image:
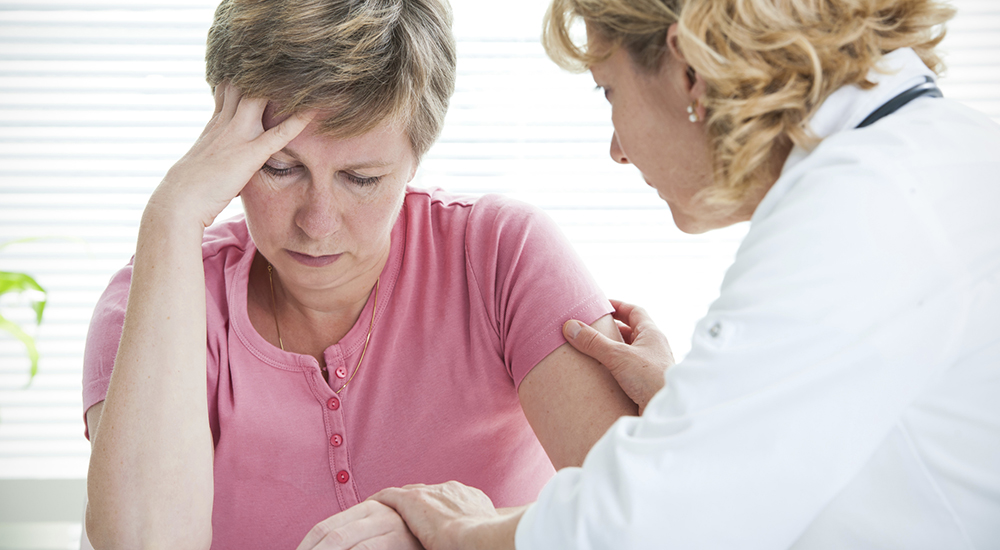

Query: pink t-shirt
left=83, top=187, right=611, bottom=549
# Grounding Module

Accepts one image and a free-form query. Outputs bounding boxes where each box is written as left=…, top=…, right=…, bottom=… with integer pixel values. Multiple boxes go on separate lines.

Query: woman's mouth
left=286, top=250, right=341, bottom=267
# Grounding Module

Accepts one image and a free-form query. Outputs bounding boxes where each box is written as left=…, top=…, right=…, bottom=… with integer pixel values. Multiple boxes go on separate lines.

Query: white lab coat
left=516, top=48, right=1000, bottom=549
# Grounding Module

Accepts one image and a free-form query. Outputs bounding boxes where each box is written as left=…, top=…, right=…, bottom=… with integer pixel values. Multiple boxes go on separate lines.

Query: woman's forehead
left=262, top=101, right=293, bottom=131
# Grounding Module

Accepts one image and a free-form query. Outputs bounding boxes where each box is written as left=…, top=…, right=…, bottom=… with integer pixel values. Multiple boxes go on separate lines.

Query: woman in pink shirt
left=81, top=0, right=637, bottom=548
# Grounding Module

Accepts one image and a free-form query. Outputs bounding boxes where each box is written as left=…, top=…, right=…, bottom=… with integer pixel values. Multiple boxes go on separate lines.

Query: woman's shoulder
left=404, top=186, right=543, bottom=219
left=401, top=186, right=558, bottom=252
left=202, top=214, right=253, bottom=261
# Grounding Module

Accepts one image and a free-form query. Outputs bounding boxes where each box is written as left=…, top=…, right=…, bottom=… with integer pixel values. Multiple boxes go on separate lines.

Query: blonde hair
left=206, top=0, right=456, bottom=159
left=544, top=0, right=955, bottom=205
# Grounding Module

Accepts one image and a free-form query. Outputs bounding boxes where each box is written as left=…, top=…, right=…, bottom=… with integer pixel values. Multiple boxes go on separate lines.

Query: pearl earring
left=687, top=103, right=699, bottom=123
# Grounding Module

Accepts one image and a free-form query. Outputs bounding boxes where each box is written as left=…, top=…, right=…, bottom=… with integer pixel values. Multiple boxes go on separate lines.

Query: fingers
left=296, top=501, right=419, bottom=550
left=212, top=82, right=225, bottom=116
left=609, top=299, right=654, bottom=328
left=201, top=82, right=251, bottom=141
left=370, top=487, right=406, bottom=511
left=616, top=320, right=634, bottom=344
left=206, top=82, right=314, bottom=158
left=254, top=109, right=315, bottom=155
left=562, top=319, right=626, bottom=368
left=296, top=502, right=371, bottom=549
left=220, top=81, right=241, bottom=122
left=353, top=532, right=424, bottom=550
left=200, top=82, right=229, bottom=140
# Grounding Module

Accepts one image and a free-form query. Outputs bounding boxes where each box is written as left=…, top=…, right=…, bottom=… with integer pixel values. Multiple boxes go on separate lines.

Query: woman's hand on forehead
left=147, top=82, right=314, bottom=229
left=261, top=100, right=295, bottom=131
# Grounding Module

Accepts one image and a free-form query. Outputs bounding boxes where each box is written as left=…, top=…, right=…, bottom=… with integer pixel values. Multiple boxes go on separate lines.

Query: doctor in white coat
left=306, top=0, right=1000, bottom=548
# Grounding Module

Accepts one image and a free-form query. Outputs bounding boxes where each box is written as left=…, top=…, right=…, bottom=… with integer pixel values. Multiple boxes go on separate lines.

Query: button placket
left=322, top=354, right=359, bottom=507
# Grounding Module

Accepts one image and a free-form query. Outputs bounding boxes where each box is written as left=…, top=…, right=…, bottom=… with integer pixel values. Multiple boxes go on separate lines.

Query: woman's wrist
left=142, top=186, right=219, bottom=233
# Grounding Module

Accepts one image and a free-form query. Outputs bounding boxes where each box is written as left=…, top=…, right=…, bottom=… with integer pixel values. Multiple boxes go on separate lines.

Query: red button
left=336, top=470, right=350, bottom=484
left=334, top=366, right=348, bottom=379
left=326, top=397, right=340, bottom=410
left=330, top=434, right=343, bottom=447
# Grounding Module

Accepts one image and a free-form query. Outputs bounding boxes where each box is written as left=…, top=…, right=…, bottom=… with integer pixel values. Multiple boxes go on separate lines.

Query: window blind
left=1, top=0, right=997, bottom=480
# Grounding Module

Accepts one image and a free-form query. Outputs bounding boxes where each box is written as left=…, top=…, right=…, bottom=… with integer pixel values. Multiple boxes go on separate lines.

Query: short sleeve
left=81, top=262, right=133, bottom=440
left=464, top=195, right=612, bottom=388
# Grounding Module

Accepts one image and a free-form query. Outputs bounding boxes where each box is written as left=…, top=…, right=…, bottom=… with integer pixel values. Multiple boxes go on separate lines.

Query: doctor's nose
left=610, top=132, right=629, bottom=165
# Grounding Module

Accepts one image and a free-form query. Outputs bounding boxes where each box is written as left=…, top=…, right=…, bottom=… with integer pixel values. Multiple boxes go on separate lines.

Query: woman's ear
left=666, top=23, right=707, bottom=120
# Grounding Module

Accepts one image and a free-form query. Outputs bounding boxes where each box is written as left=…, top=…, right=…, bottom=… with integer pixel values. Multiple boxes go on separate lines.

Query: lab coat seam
left=897, top=419, right=977, bottom=549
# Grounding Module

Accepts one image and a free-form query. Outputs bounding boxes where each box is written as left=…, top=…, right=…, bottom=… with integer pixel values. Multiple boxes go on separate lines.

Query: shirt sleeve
left=465, top=195, right=613, bottom=388
left=80, top=228, right=235, bottom=442
left=81, top=262, right=133, bottom=440
left=514, top=139, right=973, bottom=549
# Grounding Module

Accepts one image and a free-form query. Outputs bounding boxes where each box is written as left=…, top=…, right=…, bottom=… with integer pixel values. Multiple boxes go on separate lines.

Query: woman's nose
left=610, top=132, right=629, bottom=164
left=295, top=182, right=340, bottom=240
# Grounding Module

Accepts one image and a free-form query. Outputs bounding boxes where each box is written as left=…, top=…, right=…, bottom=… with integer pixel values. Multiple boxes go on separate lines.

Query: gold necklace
left=267, top=263, right=379, bottom=394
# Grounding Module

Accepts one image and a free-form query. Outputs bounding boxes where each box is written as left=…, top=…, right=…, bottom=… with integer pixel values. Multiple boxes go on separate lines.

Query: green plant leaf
left=0, top=270, right=44, bottom=295
left=0, top=240, right=64, bottom=391
left=0, top=312, right=40, bottom=384
left=0, top=271, right=47, bottom=325
left=32, top=299, right=47, bottom=325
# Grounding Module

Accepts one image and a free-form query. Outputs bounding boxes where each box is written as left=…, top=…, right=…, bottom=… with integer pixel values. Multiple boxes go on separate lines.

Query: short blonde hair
left=544, top=0, right=955, bottom=205
left=206, top=0, right=456, bottom=159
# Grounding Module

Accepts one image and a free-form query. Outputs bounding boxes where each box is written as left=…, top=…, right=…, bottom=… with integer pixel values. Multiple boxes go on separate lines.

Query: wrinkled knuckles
left=321, top=529, right=351, bottom=548
left=603, top=344, right=635, bottom=373
left=307, top=521, right=336, bottom=541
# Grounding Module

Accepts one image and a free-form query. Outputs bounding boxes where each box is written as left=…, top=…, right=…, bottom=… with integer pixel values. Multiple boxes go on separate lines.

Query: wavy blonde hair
left=206, top=0, right=456, bottom=159
left=544, top=0, right=955, bottom=205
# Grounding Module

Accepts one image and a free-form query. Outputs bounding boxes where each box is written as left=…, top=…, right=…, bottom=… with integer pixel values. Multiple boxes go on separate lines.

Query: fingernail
left=565, top=320, right=583, bottom=339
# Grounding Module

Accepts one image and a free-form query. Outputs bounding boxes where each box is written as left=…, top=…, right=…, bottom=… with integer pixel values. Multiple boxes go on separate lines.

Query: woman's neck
left=248, top=249, right=386, bottom=366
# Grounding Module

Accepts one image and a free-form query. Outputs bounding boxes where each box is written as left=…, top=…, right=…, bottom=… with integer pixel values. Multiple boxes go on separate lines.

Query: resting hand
left=562, top=299, right=674, bottom=414
left=148, top=82, right=313, bottom=229
left=371, top=481, right=520, bottom=550
left=295, top=500, right=422, bottom=550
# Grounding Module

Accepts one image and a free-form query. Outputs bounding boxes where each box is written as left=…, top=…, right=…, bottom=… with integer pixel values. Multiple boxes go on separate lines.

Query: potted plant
left=0, top=239, right=48, bottom=386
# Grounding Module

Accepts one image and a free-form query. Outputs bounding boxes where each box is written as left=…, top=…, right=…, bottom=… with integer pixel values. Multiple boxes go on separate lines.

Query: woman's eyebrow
left=275, top=147, right=301, bottom=160
left=273, top=147, right=394, bottom=171
left=340, top=160, right=394, bottom=171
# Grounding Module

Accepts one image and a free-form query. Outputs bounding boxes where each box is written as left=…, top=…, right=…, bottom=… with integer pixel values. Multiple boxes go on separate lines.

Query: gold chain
left=336, top=277, right=378, bottom=394
left=267, top=263, right=284, bottom=351
left=266, top=262, right=379, bottom=394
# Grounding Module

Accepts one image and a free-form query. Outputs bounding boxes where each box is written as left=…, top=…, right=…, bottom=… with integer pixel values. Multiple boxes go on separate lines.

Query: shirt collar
left=805, top=47, right=936, bottom=141
left=753, top=48, right=936, bottom=221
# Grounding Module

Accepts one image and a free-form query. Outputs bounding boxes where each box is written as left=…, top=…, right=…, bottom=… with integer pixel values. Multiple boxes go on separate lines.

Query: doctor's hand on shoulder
left=563, top=299, right=674, bottom=414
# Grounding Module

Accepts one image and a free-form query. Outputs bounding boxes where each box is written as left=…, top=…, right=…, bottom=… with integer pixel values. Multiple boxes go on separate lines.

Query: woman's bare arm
left=517, top=314, right=638, bottom=469
left=84, top=84, right=312, bottom=550
left=85, top=205, right=215, bottom=549
left=561, top=299, right=674, bottom=414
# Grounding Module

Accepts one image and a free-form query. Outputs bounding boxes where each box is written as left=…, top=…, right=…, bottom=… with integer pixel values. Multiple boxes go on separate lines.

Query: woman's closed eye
left=344, top=172, right=382, bottom=187
left=260, top=161, right=300, bottom=178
